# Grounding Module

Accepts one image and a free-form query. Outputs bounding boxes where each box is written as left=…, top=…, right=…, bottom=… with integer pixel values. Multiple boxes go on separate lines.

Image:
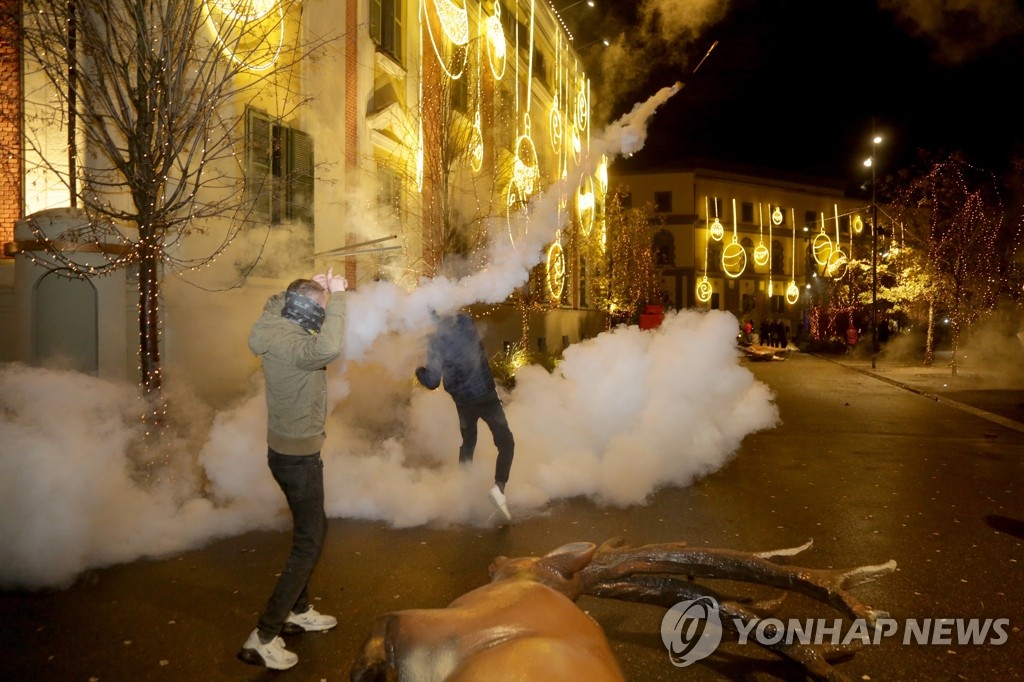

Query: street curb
left=819, top=355, right=1024, bottom=436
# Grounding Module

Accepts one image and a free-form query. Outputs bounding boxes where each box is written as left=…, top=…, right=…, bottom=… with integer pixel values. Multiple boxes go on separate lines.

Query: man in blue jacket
left=416, top=312, right=514, bottom=521
left=239, top=269, right=347, bottom=670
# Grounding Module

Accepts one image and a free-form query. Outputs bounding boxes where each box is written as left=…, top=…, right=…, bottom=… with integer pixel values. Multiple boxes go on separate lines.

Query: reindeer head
left=487, top=541, right=598, bottom=599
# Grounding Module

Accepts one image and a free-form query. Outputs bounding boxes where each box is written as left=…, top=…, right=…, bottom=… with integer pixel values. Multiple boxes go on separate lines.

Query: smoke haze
left=0, top=86, right=781, bottom=591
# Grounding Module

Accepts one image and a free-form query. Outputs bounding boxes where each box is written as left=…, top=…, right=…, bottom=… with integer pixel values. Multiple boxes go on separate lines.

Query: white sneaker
left=238, top=629, right=298, bottom=670
left=489, top=485, right=512, bottom=522
left=283, top=607, right=338, bottom=633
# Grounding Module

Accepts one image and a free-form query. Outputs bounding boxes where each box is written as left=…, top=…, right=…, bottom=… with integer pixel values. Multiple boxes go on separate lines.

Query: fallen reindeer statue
left=349, top=538, right=896, bottom=682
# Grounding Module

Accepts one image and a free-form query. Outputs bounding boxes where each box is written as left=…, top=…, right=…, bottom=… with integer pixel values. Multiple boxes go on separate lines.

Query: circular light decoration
left=546, top=241, right=566, bottom=300
left=424, top=0, right=469, bottom=79
left=825, top=248, right=848, bottom=279
left=722, top=237, right=747, bottom=278
left=595, top=155, right=608, bottom=196
left=513, top=117, right=540, bottom=198
left=577, top=175, right=595, bottom=236
left=506, top=182, right=529, bottom=247
left=852, top=214, right=864, bottom=234
left=785, top=280, right=800, bottom=304
left=575, top=79, right=589, bottom=132
left=549, top=96, right=563, bottom=153
left=772, top=206, right=783, bottom=225
left=485, top=3, right=506, bottom=80
left=203, top=0, right=286, bottom=71
left=709, top=217, right=724, bottom=241
left=468, top=111, right=483, bottom=173
left=812, top=231, right=833, bottom=265
left=753, top=242, right=769, bottom=266
left=569, top=123, right=581, bottom=165
left=696, top=275, right=713, bottom=303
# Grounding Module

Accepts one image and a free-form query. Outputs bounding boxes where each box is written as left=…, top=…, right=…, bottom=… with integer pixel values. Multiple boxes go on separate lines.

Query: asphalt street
left=2, top=352, right=1022, bottom=681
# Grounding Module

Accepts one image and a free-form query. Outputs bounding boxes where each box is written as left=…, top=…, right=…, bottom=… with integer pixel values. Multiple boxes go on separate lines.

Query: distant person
left=416, top=312, right=514, bottom=522
left=846, top=324, right=859, bottom=351
left=879, top=319, right=890, bottom=344
left=744, top=319, right=754, bottom=342
left=759, top=319, right=769, bottom=347
left=780, top=323, right=789, bottom=349
left=239, top=269, right=348, bottom=670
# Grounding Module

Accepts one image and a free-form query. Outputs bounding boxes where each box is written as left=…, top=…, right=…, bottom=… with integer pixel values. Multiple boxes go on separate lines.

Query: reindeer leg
left=350, top=614, right=395, bottom=682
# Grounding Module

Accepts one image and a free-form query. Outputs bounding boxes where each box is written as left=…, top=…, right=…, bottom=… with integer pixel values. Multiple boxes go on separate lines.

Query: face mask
left=282, top=291, right=326, bottom=333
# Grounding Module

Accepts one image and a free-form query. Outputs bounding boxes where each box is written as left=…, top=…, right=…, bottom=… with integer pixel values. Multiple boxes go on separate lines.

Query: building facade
left=613, top=162, right=870, bottom=341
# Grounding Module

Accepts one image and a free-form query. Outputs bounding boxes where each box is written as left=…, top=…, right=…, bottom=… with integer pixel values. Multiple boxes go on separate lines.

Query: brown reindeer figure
left=350, top=537, right=895, bottom=682
left=349, top=541, right=624, bottom=682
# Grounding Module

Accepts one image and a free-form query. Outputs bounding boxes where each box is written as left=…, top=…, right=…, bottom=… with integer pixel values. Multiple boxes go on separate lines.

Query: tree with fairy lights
left=3, top=0, right=328, bottom=400
left=589, top=189, right=658, bottom=327
left=887, top=152, right=1013, bottom=374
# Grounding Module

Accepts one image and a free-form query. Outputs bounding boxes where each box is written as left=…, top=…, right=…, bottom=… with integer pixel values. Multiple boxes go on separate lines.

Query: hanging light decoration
left=825, top=203, right=848, bottom=278
left=754, top=203, right=769, bottom=266
left=423, top=0, right=469, bottom=79
left=696, top=197, right=714, bottom=303
left=202, top=0, right=286, bottom=71
left=546, top=232, right=566, bottom=300
left=485, top=2, right=506, bottom=79
left=786, top=208, right=800, bottom=304
left=812, top=210, right=833, bottom=265
left=722, top=198, right=747, bottom=277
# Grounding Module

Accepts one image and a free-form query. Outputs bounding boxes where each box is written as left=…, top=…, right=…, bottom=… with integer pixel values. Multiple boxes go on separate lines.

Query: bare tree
left=4, top=0, right=327, bottom=397
left=593, top=190, right=659, bottom=326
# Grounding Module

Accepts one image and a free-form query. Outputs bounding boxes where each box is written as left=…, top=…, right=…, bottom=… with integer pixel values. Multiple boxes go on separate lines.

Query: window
left=771, top=239, right=784, bottom=275
left=246, top=107, right=314, bottom=225
left=377, top=166, right=402, bottom=216
left=371, top=0, right=403, bottom=63
left=741, top=201, right=753, bottom=223
left=450, top=72, right=468, bottom=113
left=653, top=191, right=672, bottom=213
left=653, top=229, right=675, bottom=266
left=804, top=210, right=817, bottom=230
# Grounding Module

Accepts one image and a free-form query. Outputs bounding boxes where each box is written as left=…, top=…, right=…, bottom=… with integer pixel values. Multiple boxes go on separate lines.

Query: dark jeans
left=257, top=449, right=326, bottom=641
left=455, top=396, right=515, bottom=485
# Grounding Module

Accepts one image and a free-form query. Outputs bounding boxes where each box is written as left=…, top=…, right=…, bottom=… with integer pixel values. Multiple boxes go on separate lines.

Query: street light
left=863, top=132, right=882, bottom=369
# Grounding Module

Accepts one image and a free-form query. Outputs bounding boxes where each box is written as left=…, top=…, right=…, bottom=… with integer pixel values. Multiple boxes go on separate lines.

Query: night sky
left=569, top=0, right=1024, bottom=182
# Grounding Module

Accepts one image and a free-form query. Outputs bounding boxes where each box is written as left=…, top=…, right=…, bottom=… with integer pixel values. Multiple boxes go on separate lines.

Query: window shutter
left=245, top=107, right=272, bottom=220
left=287, top=128, right=314, bottom=224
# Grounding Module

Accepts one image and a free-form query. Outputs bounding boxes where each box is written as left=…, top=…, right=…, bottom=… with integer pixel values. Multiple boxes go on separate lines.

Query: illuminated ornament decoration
left=546, top=238, right=566, bottom=299
left=549, top=95, right=563, bottom=153
left=772, top=205, right=783, bottom=226
left=826, top=203, right=848, bottom=278
left=812, top=211, right=833, bottom=265
left=753, top=203, right=769, bottom=265
left=577, top=175, right=595, bottom=235
left=513, top=115, right=540, bottom=197
left=786, top=208, right=799, bottom=304
left=203, top=0, right=285, bottom=71
left=506, top=182, right=529, bottom=246
left=721, top=199, right=746, bottom=277
left=786, top=280, right=800, bottom=305
left=423, top=0, right=469, bottom=79
left=569, top=122, right=581, bottom=165
left=575, top=78, right=589, bottom=132
left=853, top=214, right=864, bottom=234
left=710, top=216, right=724, bottom=241
left=595, top=155, right=608, bottom=196
left=768, top=279, right=774, bottom=297
left=485, top=3, right=507, bottom=80
left=696, top=275, right=713, bottom=303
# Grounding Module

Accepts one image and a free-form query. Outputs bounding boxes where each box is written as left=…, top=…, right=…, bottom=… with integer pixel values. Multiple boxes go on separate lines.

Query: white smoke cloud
left=0, top=86, right=780, bottom=590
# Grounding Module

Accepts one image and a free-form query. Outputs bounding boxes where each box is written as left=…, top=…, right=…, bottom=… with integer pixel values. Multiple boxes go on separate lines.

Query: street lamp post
left=864, top=133, right=882, bottom=369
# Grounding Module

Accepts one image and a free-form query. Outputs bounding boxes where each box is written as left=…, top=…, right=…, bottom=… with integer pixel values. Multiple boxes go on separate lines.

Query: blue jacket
left=416, top=313, right=497, bottom=405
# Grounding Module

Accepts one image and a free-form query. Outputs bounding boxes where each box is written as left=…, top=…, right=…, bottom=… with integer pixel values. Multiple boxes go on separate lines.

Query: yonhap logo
left=660, top=596, right=723, bottom=666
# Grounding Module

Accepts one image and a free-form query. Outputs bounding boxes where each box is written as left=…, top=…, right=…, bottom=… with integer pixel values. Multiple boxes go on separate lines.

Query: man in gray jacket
left=238, top=269, right=347, bottom=670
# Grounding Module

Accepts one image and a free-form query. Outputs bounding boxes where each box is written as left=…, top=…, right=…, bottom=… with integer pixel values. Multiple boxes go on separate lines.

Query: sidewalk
left=827, top=350, right=1024, bottom=432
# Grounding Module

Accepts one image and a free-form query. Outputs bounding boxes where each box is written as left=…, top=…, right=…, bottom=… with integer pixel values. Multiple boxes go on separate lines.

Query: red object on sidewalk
left=639, top=305, right=665, bottom=330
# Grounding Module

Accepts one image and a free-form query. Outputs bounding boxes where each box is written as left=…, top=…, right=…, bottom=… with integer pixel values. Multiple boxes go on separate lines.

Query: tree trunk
left=138, top=238, right=162, bottom=396
left=924, top=300, right=934, bottom=366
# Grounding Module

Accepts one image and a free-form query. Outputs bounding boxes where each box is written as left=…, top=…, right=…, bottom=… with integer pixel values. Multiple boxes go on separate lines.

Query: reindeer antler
left=576, top=539, right=896, bottom=682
